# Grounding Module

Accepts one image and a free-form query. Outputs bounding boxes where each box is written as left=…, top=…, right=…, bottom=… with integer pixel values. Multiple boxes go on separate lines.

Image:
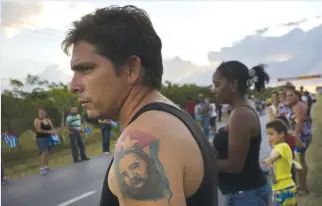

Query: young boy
left=264, top=119, right=297, bottom=206
left=275, top=116, right=297, bottom=183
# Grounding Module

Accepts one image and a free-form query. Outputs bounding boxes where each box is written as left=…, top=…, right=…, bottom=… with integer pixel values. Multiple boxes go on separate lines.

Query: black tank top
left=36, top=120, right=51, bottom=139
left=100, top=102, right=218, bottom=206
left=213, top=105, right=266, bottom=195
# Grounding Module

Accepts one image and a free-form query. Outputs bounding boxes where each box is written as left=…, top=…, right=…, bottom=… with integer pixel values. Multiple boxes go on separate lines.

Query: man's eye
left=82, top=67, right=93, bottom=74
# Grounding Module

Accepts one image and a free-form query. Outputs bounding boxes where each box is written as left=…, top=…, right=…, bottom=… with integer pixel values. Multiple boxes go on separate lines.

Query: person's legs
left=201, top=116, right=210, bottom=138
left=218, top=107, right=222, bottom=121
left=1, top=160, right=8, bottom=184
left=69, top=133, right=80, bottom=162
left=297, top=138, right=311, bottom=194
left=105, top=127, right=111, bottom=153
left=1, top=160, right=4, bottom=180
left=226, top=184, right=270, bottom=206
left=76, top=131, right=88, bottom=160
left=36, top=138, right=49, bottom=175
left=43, top=138, right=51, bottom=170
left=210, top=116, right=217, bottom=135
left=298, top=152, right=309, bottom=194
left=291, top=163, right=296, bottom=184
left=101, top=127, right=110, bottom=153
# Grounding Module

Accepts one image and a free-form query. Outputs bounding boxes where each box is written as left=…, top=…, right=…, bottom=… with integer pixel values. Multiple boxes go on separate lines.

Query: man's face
left=71, top=107, right=78, bottom=114
left=69, top=41, right=129, bottom=119
left=118, top=153, right=148, bottom=188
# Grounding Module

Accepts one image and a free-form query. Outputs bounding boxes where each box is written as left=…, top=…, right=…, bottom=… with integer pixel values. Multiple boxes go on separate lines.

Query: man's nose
left=69, top=74, right=83, bottom=94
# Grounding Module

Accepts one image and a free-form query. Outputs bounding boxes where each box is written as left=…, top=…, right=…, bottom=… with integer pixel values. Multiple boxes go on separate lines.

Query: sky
left=1, top=1, right=322, bottom=91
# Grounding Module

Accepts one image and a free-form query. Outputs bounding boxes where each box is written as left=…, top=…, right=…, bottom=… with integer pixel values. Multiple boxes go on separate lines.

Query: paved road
left=2, top=114, right=269, bottom=206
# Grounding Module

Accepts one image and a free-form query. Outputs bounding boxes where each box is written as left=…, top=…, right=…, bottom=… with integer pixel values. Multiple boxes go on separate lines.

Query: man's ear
left=121, top=56, right=142, bottom=85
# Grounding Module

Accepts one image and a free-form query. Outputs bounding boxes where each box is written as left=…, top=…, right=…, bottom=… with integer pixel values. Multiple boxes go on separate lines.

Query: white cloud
left=1, top=1, right=95, bottom=38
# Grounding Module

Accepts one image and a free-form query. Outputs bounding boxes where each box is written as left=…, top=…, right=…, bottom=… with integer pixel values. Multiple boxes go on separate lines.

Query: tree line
left=1, top=74, right=276, bottom=139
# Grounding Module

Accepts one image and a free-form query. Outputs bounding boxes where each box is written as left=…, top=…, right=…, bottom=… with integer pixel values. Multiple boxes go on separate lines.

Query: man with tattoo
left=63, top=5, right=218, bottom=206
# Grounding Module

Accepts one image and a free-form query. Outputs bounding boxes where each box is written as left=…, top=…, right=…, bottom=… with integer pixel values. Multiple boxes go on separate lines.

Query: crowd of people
left=2, top=5, right=318, bottom=206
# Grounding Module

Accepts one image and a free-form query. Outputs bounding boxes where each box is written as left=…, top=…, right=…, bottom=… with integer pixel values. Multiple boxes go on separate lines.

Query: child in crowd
left=275, top=116, right=297, bottom=183
left=264, top=119, right=297, bottom=206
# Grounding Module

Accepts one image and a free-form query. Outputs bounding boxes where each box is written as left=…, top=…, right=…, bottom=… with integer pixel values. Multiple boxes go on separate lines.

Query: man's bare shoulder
left=129, top=110, right=196, bottom=145
left=112, top=126, right=186, bottom=205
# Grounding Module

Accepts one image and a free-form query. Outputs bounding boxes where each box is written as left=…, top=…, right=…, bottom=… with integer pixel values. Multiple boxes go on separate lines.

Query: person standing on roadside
left=268, top=91, right=279, bottom=121
left=34, top=108, right=55, bottom=175
left=66, top=107, right=90, bottom=163
left=98, top=119, right=112, bottom=154
left=286, top=89, right=312, bottom=196
left=209, top=99, right=217, bottom=135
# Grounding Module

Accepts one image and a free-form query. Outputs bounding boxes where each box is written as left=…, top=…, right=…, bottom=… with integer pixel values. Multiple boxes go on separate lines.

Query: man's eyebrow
left=71, top=62, right=95, bottom=71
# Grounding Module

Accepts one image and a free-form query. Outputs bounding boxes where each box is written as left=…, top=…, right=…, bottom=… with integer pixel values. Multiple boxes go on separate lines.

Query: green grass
left=298, top=95, right=322, bottom=206
left=2, top=126, right=118, bottom=179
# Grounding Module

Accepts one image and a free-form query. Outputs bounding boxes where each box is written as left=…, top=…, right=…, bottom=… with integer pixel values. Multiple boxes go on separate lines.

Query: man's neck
left=118, top=86, right=160, bottom=129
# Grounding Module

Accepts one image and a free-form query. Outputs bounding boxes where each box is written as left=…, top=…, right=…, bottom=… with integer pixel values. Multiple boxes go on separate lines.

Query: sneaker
left=40, top=168, right=47, bottom=176
left=104, top=152, right=110, bottom=155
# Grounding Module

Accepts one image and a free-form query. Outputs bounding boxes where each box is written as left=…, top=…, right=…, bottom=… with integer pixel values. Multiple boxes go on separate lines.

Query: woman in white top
left=268, top=91, right=279, bottom=121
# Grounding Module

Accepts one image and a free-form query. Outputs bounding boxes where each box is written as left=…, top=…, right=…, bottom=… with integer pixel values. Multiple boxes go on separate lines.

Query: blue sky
left=1, top=1, right=322, bottom=90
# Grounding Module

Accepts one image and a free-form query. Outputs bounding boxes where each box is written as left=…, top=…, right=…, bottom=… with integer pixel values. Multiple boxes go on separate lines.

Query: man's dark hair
left=266, top=119, right=288, bottom=137
left=216, top=61, right=270, bottom=95
left=61, top=5, right=163, bottom=90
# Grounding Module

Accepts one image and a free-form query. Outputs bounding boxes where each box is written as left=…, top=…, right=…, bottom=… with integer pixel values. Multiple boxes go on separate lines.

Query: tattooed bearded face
left=116, top=147, right=166, bottom=200
left=119, top=152, right=148, bottom=188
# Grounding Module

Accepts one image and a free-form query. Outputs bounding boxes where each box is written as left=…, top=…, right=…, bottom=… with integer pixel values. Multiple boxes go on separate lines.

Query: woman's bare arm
left=267, top=107, right=274, bottom=121
left=294, top=103, right=306, bottom=135
left=216, top=108, right=253, bottom=173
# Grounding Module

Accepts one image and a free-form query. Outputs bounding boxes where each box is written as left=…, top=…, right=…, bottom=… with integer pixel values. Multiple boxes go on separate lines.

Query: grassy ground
left=298, top=95, right=322, bottom=206
left=2, top=126, right=118, bottom=179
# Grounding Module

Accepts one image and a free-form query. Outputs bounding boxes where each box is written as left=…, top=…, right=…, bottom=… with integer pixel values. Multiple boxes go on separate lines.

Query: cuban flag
left=84, top=127, right=92, bottom=134
left=48, top=134, right=60, bottom=147
left=2, top=133, right=17, bottom=148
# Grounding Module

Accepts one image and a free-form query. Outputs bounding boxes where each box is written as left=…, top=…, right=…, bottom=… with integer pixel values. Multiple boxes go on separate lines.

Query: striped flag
left=84, top=128, right=92, bottom=134
left=49, top=134, right=60, bottom=147
left=2, top=133, right=17, bottom=148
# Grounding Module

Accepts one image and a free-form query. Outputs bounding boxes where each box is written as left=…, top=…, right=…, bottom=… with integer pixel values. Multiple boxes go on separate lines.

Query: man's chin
left=86, top=110, right=99, bottom=119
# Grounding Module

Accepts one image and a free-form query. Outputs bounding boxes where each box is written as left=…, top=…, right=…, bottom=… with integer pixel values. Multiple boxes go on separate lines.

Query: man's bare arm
left=113, top=129, right=186, bottom=206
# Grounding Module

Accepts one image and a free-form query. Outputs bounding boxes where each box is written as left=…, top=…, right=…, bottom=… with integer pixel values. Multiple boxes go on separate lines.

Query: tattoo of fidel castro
left=114, top=133, right=173, bottom=203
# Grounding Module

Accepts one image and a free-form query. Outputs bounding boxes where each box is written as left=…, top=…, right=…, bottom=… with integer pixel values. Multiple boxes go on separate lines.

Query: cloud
left=279, top=18, right=308, bottom=27
left=1, top=1, right=94, bottom=38
left=255, top=27, right=270, bottom=35
left=204, top=23, right=322, bottom=89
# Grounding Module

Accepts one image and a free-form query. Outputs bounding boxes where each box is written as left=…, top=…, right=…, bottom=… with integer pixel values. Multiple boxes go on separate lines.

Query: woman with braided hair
left=212, top=61, right=270, bottom=205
